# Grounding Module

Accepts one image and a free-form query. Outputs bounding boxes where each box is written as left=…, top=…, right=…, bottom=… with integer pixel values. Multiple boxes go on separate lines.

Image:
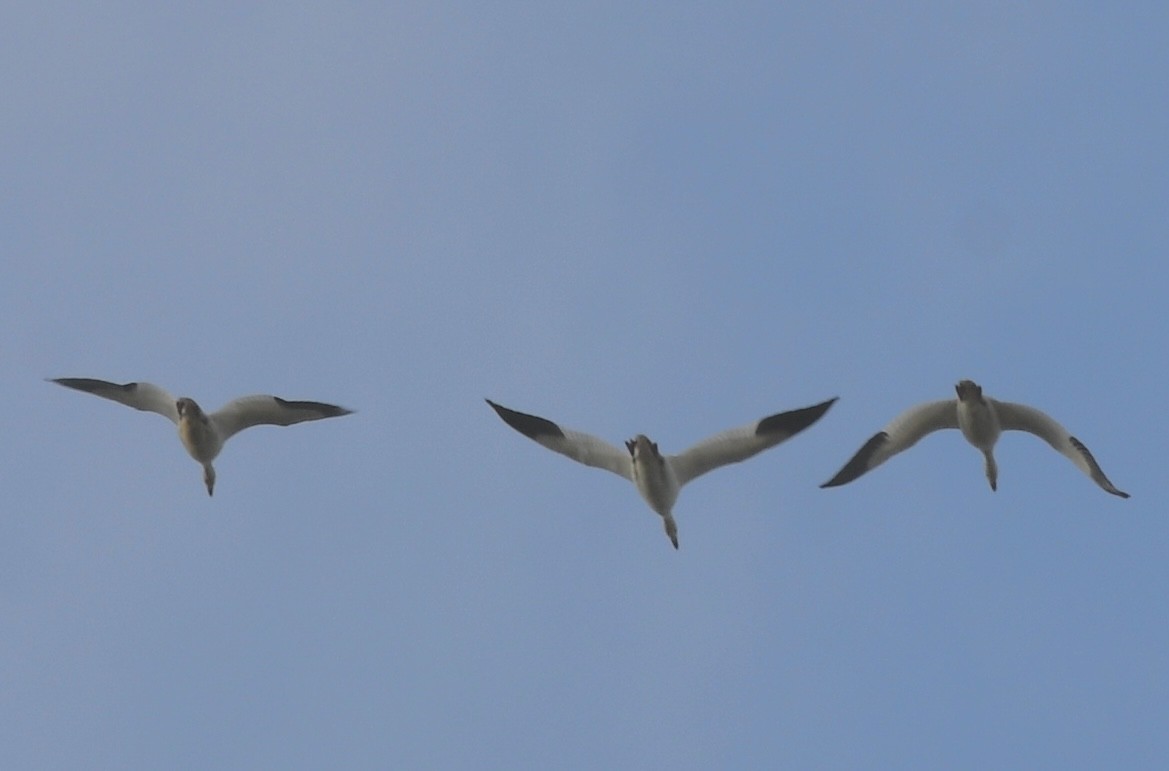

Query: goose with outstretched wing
left=51, top=377, right=353, bottom=495
left=487, top=396, right=837, bottom=548
left=821, top=380, right=1128, bottom=497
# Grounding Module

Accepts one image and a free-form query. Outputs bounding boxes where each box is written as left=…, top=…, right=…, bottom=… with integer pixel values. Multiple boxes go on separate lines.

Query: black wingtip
left=1069, top=435, right=1130, bottom=499
left=821, top=431, right=888, bottom=488
left=757, top=396, right=838, bottom=438
left=50, top=377, right=134, bottom=394
left=485, top=399, right=565, bottom=440
left=273, top=397, right=354, bottom=418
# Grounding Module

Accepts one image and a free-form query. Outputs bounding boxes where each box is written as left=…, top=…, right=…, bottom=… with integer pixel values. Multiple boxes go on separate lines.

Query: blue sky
left=4, top=3, right=1166, bottom=768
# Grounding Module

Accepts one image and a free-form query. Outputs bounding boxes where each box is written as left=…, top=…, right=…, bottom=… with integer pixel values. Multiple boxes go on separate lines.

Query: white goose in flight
left=51, top=378, right=353, bottom=495
left=486, top=396, right=837, bottom=548
left=821, top=380, right=1129, bottom=497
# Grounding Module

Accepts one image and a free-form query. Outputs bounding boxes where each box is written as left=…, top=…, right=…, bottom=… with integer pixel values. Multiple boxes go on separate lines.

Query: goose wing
left=210, top=395, right=353, bottom=442
left=821, top=399, right=957, bottom=487
left=670, top=397, right=837, bottom=488
left=486, top=399, right=632, bottom=481
left=993, top=400, right=1129, bottom=498
left=50, top=378, right=180, bottom=424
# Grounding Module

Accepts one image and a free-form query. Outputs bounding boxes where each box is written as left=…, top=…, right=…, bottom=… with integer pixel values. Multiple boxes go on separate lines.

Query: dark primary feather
left=272, top=397, right=353, bottom=419
left=1068, top=436, right=1130, bottom=498
left=820, top=432, right=889, bottom=488
left=52, top=377, right=136, bottom=395
left=757, top=397, right=838, bottom=438
left=485, top=399, right=565, bottom=440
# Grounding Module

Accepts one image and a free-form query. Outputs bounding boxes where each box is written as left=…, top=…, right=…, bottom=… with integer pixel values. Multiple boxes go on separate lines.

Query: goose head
left=176, top=397, right=207, bottom=422
left=624, top=434, right=661, bottom=461
left=955, top=380, right=984, bottom=404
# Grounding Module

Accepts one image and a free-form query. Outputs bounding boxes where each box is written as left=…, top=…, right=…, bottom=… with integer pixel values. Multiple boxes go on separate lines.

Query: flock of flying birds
left=51, top=376, right=1129, bottom=549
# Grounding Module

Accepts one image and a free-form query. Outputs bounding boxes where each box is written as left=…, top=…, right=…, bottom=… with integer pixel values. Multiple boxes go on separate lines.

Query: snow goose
left=487, top=396, right=837, bottom=548
left=821, top=380, right=1128, bottom=497
left=50, top=377, right=353, bottom=495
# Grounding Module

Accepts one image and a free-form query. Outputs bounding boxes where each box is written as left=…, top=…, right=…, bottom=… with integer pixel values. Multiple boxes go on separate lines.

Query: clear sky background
left=4, top=4, right=1166, bottom=769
